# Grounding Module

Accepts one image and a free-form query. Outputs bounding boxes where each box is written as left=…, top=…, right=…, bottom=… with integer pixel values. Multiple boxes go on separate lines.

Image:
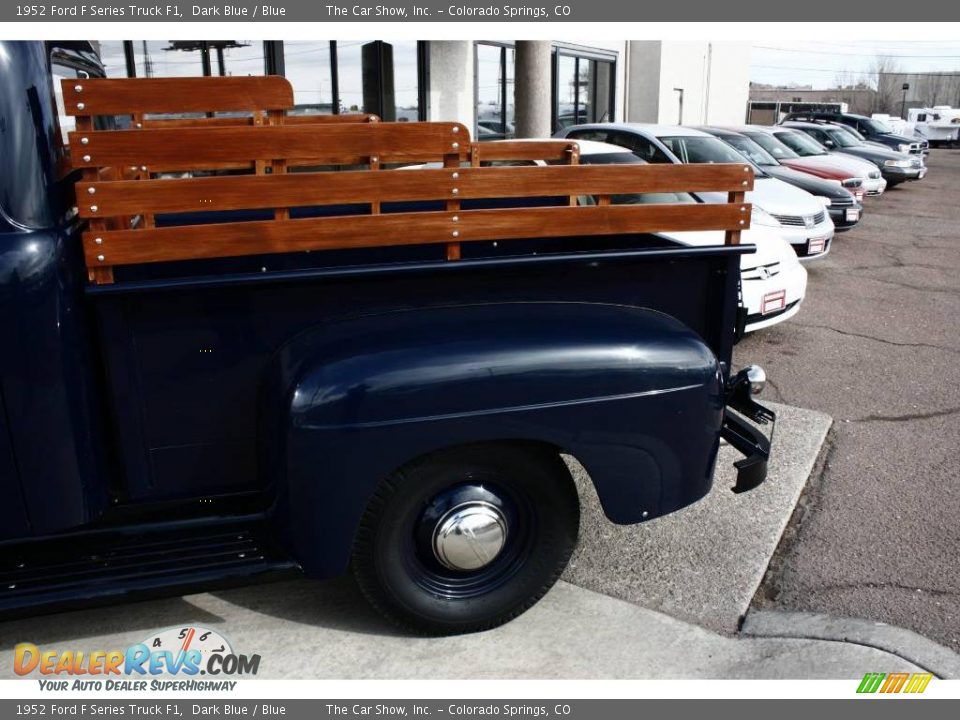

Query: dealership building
left=94, top=40, right=750, bottom=136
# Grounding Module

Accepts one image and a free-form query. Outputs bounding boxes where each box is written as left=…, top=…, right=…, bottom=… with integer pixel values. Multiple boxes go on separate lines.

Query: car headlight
left=815, top=196, right=832, bottom=207
left=751, top=206, right=779, bottom=227
left=883, top=159, right=911, bottom=168
left=898, top=143, right=912, bottom=152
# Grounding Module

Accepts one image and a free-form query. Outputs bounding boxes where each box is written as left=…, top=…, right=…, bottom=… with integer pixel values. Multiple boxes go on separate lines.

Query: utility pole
left=901, top=82, right=910, bottom=119
left=674, top=88, right=684, bottom=124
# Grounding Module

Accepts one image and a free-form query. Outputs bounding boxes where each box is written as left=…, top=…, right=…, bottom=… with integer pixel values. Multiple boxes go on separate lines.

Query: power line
left=752, top=64, right=960, bottom=76
left=752, top=44, right=960, bottom=59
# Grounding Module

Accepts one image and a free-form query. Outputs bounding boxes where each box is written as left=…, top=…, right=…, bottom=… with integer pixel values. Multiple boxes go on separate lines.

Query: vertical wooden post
left=76, top=115, right=113, bottom=284
left=444, top=126, right=463, bottom=260
left=567, top=142, right=580, bottom=206
left=726, top=190, right=747, bottom=246
left=267, top=109, right=289, bottom=220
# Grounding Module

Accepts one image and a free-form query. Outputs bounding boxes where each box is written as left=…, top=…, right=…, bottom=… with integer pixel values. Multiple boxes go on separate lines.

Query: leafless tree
left=868, top=55, right=904, bottom=115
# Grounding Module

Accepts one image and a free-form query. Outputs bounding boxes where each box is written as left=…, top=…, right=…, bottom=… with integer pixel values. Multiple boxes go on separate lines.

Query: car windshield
left=748, top=132, right=800, bottom=160
left=862, top=117, right=894, bottom=134
left=720, top=134, right=778, bottom=166
left=658, top=136, right=746, bottom=164
left=775, top=131, right=828, bottom=157
left=824, top=127, right=860, bottom=148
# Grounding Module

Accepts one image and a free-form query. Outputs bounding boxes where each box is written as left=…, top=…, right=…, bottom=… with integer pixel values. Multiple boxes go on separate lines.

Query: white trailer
left=908, top=106, right=960, bottom=145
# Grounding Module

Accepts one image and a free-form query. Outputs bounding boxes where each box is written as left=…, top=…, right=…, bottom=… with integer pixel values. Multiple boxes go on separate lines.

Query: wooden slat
left=77, top=164, right=755, bottom=218
left=61, top=76, right=294, bottom=116
left=139, top=113, right=382, bottom=129
left=472, top=140, right=580, bottom=163
left=68, top=123, right=470, bottom=168
left=285, top=114, right=380, bottom=124
left=84, top=204, right=751, bottom=268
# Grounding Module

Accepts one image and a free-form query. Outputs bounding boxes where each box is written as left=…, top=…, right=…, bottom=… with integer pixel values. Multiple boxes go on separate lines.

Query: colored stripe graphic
left=857, top=673, right=885, bottom=693
left=857, top=672, right=932, bottom=694
left=904, top=673, right=933, bottom=694
left=881, top=672, right=909, bottom=693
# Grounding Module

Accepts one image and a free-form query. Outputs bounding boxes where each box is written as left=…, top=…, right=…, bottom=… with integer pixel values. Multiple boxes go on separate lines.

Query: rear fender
left=262, top=302, right=723, bottom=576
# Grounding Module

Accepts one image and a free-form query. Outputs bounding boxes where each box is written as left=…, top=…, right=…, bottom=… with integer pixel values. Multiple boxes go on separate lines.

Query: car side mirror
left=823, top=140, right=834, bottom=148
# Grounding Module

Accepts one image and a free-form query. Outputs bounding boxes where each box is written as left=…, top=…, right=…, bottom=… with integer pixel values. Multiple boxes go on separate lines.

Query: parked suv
left=782, top=121, right=926, bottom=186
left=781, top=110, right=929, bottom=156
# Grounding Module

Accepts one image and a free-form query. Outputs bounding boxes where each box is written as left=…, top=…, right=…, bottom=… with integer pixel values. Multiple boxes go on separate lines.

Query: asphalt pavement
left=736, top=149, right=960, bottom=652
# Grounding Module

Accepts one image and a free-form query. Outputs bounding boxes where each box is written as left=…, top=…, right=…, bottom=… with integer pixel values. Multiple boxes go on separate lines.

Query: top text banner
left=5, top=0, right=960, bottom=22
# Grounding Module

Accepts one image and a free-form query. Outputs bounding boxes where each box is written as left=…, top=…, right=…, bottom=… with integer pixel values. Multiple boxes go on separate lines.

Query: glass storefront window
left=335, top=41, right=368, bottom=114
left=476, top=43, right=514, bottom=141
left=102, top=40, right=423, bottom=121
left=391, top=41, right=421, bottom=122
left=554, top=52, right=615, bottom=132
left=283, top=42, right=335, bottom=115
left=556, top=54, right=578, bottom=129
left=102, top=41, right=266, bottom=80
left=98, top=41, right=128, bottom=78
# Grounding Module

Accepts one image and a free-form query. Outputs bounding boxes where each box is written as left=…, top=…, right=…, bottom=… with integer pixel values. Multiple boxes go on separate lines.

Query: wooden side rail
left=60, top=77, right=753, bottom=284
left=138, top=112, right=381, bottom=130
left=79, top=161, right=754, bottom=281
left=61, top=76, right=295, bottom=117
left=470, top=140, right=581, bottom=164
left=68, top=123, right=469, bottom=169
left=286, top=114, right=380, bottom=125
left=82, top=205, right=751, bottom=269
left=77, top=165, right=755, bottom=217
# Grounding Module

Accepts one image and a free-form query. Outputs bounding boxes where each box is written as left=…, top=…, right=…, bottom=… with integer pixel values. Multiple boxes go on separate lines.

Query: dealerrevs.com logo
left=14, top=626, right=259, bottom=691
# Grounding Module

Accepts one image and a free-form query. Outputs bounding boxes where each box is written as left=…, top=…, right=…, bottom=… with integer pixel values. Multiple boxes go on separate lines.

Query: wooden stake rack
left=61, top=76, right=753, bottom=285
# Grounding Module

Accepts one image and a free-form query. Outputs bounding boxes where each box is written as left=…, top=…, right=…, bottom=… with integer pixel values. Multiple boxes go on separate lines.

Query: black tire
left=351, top=444, right=579, bottom=635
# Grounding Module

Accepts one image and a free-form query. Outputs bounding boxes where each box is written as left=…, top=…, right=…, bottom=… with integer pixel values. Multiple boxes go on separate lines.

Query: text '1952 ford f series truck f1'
left=0, top=41, right=773, bottom=634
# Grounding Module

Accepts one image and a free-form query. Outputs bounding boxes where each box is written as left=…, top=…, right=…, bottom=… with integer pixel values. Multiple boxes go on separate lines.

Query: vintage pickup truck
left=0, top=41, right=773, bottom=634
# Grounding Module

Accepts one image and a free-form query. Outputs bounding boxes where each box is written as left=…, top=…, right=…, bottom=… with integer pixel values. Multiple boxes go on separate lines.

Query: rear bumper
left=721, top=368, right=776, bottom=493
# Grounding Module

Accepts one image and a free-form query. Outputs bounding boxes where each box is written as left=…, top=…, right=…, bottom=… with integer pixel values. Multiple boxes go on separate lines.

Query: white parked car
left=664, top=227, right=807, bottom=332
left=474, top=139, right=808, bottom=333
left=557, top=124, right=835, bottom=261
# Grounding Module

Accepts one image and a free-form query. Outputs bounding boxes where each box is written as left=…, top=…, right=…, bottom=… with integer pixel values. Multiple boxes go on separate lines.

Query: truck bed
left=56, top=75, right=754, bottom=510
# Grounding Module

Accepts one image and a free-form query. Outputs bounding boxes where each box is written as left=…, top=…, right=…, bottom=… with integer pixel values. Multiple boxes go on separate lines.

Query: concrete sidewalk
left=3, top=401, right=958, bottom=679
left=0, top=577, right=929, bottom=679
left=564, top=401, right=831, bottom=633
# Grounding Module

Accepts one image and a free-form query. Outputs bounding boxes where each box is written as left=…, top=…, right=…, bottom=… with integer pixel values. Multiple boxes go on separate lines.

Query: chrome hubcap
left=432, top=501, right=508, bottom=571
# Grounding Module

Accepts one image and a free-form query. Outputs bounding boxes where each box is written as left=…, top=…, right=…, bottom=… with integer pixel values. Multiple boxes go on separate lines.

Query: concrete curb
left=742, top=609, right=960, bottom=679
left=563, top=401, right=832, bottom=633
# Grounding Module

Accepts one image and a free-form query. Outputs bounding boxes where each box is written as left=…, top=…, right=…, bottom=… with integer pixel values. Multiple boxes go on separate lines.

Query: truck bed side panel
left=93, top=247, right=739, bottom=505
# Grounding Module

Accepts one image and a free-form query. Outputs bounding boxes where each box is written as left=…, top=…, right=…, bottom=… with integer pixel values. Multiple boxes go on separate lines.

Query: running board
left=0, top=519, right=300, bottom=617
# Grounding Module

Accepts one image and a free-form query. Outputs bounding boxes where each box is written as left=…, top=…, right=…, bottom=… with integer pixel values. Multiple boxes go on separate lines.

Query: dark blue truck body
left=0, top=41, right=772, bottom=632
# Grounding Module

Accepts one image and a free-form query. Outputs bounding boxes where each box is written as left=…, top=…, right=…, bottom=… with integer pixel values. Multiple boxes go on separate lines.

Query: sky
left=749, top=40, right=960, bottom=89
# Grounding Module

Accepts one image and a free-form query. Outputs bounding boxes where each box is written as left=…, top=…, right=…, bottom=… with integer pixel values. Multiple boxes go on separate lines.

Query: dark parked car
left=779, top=122, right=925, bottom=187
left=781, top=110, right=928, bottom=156
left=700, top=127, right=863, bottom=232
